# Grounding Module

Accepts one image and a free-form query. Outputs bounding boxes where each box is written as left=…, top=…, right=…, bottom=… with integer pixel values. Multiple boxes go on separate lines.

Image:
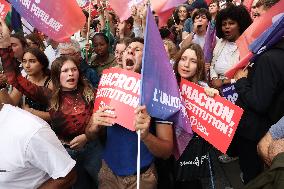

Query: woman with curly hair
left=210, top=4, right=252, bottom=88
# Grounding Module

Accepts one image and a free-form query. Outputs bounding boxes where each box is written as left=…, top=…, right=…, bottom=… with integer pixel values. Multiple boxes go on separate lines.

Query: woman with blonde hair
left=163, top=39, right=178, bottom=65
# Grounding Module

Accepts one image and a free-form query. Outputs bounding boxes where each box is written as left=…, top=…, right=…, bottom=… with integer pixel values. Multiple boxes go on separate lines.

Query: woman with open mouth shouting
left=0, top=18, right=102, bottom=189
left=210, top=4, right=252, bottom=89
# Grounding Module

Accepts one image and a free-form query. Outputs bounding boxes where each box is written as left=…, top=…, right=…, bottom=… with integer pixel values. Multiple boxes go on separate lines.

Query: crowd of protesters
left=0, top=0, right=284, bottom=188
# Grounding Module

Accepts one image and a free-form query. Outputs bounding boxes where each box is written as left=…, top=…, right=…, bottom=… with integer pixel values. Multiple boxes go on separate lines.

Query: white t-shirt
left=192, top=34, right=205, bottom=49
left=0, top=104, right=76, bottom=189
left=214, top=41, right=238, bottom=75
left=44, top=45, right=60, bottom=69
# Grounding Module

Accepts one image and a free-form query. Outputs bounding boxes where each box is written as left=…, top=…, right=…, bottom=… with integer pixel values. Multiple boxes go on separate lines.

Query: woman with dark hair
left=10, top=33, right=28, bottom=61
left=25, top=33, right=46, bottom=51
left=1, top=48, right=52, bottom=121
left=90, top=33, right=116, bottom=75
left=210, top=4, right=252, bottom=88
left=0, top=20, right=102, bottom=189
left=23, top=48, right=50, bottom=75
left=179, top=8, right=212, bottom=50
left=171, top=4, right=190, bottom=45
left=21, top=48, right=52, bottom=119
left=173, top=43, right=218, bottom=189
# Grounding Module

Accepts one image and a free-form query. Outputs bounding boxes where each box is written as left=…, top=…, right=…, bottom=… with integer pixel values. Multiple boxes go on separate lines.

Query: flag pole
left=86, top=1, right=92, bottom=61
left=137, top=3, right=150, bottom=189
left=137, top=130, right=141, bottom=189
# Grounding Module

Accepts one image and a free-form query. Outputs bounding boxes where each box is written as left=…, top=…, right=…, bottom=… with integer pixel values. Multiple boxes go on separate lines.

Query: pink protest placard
left=0, top=0, right=10, bottom=19
left=94, top=68, right=141, bottom=131
left=180, top=79, right=244, bottom=153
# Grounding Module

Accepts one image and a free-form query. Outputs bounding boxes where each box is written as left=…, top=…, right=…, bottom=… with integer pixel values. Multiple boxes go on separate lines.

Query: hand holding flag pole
left=137, top=129, right=141, bottom=189
left=135, top=106, right=152, bottom=189
left=136, top=3, right=149, bottom=188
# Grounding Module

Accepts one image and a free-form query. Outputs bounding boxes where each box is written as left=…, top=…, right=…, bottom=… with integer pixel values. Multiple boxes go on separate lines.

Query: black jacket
left=235, top=38, right=284, bottom=142
left=244, top=152, right=284, bottom=189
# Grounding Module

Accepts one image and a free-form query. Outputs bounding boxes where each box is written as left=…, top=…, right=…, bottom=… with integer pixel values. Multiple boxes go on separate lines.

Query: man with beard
left=86, top=37, right=173, bottom=189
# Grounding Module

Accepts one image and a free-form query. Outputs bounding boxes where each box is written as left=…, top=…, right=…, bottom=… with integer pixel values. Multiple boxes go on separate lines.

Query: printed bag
left=175, top=135, right=212, bottom=180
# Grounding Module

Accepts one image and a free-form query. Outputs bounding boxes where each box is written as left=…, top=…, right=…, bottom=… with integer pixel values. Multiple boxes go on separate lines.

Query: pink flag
left=151, top=0, right=185, bottom=12
left=9, top=0, right=85, bottom=42
left=109, top=0, right=184, bottom=26
left=242, top=0, right=254, bottom=11
left=151, top=0, right=185, bottom=27
left=108, top=0, right=138, bottom=21
left=225, top=0, right=284, bottom=78
left=0, top=0, right=10, bottom=19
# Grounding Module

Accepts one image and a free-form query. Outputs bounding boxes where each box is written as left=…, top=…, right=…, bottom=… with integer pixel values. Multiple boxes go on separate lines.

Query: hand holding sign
left=134, top=105, right=151, bottom=140
left=0, top=17, right=10, bottom=48
left=86, top=106, right=117, bottom=139
left=204, top=87, right=219, bottom=97
left=234, top=68, right=248, bottom=80
left=93, top=106, right=117, bottom=126
left=180, top=79, right=244, bottom=153
left=93, top=68, right=141, bottom=131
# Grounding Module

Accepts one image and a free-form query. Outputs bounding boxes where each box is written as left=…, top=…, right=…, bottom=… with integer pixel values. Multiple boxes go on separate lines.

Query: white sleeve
left=26, top=126, right=76, bottom=179
left=210, top=38, right=222, bottom=79
left=210, top=64, right=218, bottom=79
